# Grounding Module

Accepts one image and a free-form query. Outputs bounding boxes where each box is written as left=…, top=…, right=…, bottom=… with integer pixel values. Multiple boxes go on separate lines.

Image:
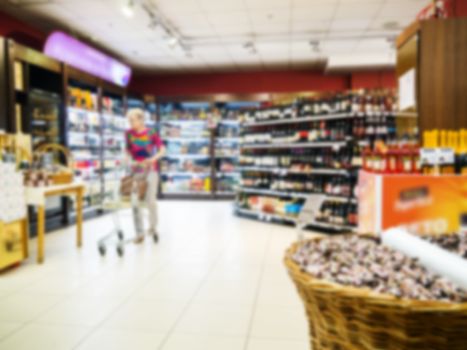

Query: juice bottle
left=439, top=130, right=455, bottom=174
left=459, top=130, right=467, bottom=175
left=421, top=130, right=437, bottom=175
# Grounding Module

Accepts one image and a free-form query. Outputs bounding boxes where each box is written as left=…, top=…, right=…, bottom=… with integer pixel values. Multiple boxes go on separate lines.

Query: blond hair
left=127, top=108, right=145, bottom=120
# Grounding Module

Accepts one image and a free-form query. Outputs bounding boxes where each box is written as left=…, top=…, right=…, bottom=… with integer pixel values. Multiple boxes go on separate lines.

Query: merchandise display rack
left=236, top=90, right=397, bottom=232
left=158, top=101, right=256, bottom=200
left=67, top=82, right=103, bottom=214
left=66, top=70, right=128, bottom=216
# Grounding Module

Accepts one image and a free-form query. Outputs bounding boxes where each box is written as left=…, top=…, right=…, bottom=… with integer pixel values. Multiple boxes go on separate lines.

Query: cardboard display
left=358, top=170, right=467, bottom=235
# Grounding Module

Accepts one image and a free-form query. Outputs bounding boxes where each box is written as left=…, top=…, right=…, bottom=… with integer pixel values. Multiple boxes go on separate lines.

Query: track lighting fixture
left=122, top=0, right=135, bottom=18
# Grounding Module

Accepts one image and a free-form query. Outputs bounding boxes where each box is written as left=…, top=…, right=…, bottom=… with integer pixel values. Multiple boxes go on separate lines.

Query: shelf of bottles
left=236, top=89, right=398, bottom=232
left=29, top=90, right=62, bottom=150
left=67, top=86, right=103, bottom=211
left=214, top=102, right=256, bottom=196
left=159, top=102, right=213, bottom=197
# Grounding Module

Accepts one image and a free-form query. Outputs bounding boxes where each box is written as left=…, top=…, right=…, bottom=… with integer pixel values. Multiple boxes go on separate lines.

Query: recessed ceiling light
left=383, top=21, right=399, bottom=30
left=122, top=0, right=135, bottom=18
left=309, top=40, right=320, bottom=53
left=167, top=36, right=179, bottom=48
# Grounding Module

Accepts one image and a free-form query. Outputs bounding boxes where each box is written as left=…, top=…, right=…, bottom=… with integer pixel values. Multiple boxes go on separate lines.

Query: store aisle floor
left=0, top=202, right=311, bottom=350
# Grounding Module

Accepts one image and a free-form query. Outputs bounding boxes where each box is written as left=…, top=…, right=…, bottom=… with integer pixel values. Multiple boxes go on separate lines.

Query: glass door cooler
left=101, top=94, right=126, bottom=204
left=159, top=102, right=213, bottom=198
left=214, top=102, right=258, bottom=198
left=67, top=84, right=103, bottom=212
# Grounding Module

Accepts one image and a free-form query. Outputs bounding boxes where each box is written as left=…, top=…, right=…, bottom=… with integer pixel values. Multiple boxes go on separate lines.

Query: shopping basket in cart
left=97, top=164, right=158, bottom=257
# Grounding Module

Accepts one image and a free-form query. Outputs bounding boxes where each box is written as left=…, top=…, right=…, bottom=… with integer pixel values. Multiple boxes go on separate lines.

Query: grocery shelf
left=217, top=172, right=240, bottom=176
left=164, top=154, right=210, bottom=159
left=240, top=141, right=347, bottom=150
left=68, top=106, right=99, bottom=115
left=238, top=187, right=356, bottom=202
left=235, top=206, right=298, bottom=224
left=161, top=172, right=211, bottom=177
left=217, top=137, right=240, bottom=142
left=161, top=120, right=207, bottom=125
left=219, top=120, right=240, bottom=125
left=325, top=195, right=358, bottom=203
left=235, top=207, right=356, bottom=232
left=215, top=154, right=239, bottom=158
left=242, top=113, right=351, bottom=127
left=306, top=220, right=356, bottom=232
left=238, top=187, right=310, bottom=199
left=163, top=137, right=209, bottom=142
left=237, top=166, right=349, bottom=176
left=163, top=191, right=212, bottom=196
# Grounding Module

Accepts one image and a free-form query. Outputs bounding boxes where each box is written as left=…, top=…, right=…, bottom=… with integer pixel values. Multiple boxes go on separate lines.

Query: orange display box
left=358, top=170, right=467, bottom=234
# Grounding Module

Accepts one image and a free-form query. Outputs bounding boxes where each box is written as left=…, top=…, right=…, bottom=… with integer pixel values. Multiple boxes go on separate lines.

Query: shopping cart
left=97, top=164, right=158, bottom=257
left=296, top=194, right=327, bottom=241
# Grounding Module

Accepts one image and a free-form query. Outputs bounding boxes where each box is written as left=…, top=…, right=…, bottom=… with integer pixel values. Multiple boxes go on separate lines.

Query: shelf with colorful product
left=236, top=89, right=398, bottom=232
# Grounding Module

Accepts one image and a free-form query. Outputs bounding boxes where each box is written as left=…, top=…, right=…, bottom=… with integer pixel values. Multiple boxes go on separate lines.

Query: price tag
left=420, top=148, right=438, bottom=166
left=437, top=148, right=455, bottom=165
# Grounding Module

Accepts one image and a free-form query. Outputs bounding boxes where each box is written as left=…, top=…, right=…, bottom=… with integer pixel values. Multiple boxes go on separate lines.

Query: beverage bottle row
left=316, top=201, right=358, bottom=226
left=239, top=146, right=363, bottom=170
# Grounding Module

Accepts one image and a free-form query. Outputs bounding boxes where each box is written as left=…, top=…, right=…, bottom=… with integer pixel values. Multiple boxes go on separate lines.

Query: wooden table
left=25, top=182, right=85, bottom=263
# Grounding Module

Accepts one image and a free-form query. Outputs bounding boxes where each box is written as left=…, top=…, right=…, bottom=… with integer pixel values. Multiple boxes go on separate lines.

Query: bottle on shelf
left=458, top=130, right=467, bottom=175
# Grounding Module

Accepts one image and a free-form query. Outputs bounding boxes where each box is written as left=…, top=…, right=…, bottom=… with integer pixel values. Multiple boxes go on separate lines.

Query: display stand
left=357, top=170, right=467, bottom=235
left=25, top=182, right=84, bottom=263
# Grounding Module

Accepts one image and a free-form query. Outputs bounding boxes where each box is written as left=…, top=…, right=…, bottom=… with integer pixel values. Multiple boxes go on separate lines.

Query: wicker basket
left=284, top=237, right=467, bottom=350
left=34, top=143, right=74, bottom=185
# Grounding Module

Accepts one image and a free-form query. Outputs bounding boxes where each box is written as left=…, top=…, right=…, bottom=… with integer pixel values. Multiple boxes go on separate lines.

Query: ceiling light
left=309, top=40, right=320, bottom=53
left=122, top=0, right=135, bottom=18
left=243, top=41, right=257, bottom=55
left=383, top=21, right=399, bottom=30
left=167, top=36, right=179, bottom=48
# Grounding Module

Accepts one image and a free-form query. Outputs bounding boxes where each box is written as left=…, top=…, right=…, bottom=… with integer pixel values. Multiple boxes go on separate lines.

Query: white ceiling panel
left=62, top=1, right=117, bottom=19
left=327, top=52, right=396, bottom=70
left=199, top=0, right=246, bottom=12
left=321, top=40, right=358, bottom=53
left=379, top=0, right=430, bottom=18
left=252, top=23, right=290, bottom=35
left=292, top=20, right=330, bottom=33
left=245, top=0, right=291, bottom=10
left=334, top=2, right=381, bottom=20
left=249, top=8, right=290, bottom=24
left=165, top=12, right=206, bottom=26
left=355, top=38, right=392, bottom=51
left=155, top=0, right=201, bottom=13
left=330, top=19, right=373, bottom=31
left=207, top=11, right=251, bottom=26
left=292, top=4, right=337, bottom=21
left=256, top=42, right=289, bottom=54
left=212, top=25, right=253, bottom=36
left=369, top=15, right=416, bottom=31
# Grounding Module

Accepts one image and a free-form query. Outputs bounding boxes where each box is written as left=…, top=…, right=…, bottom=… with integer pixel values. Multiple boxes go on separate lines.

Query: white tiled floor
left=0, top=201, right=311, bottom=350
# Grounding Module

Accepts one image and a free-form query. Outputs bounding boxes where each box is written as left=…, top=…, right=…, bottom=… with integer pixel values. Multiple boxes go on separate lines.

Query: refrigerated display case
left=67, top=84, right=103, bottom=212
left=159, top=102, right=213, bottom=198
left=101, top=93, right=126, bottom=204
left=214, top=102, right=259, bottom=197
left=28, top=89, right=61, bottom=149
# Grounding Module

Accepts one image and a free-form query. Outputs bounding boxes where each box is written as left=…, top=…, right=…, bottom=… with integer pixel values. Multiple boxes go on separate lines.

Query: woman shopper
left=125, top=108, right=165, bottom=244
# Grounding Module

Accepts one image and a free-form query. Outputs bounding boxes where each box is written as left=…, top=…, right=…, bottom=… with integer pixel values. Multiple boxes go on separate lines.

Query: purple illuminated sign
left=44, top=31, right=132, bottom=87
